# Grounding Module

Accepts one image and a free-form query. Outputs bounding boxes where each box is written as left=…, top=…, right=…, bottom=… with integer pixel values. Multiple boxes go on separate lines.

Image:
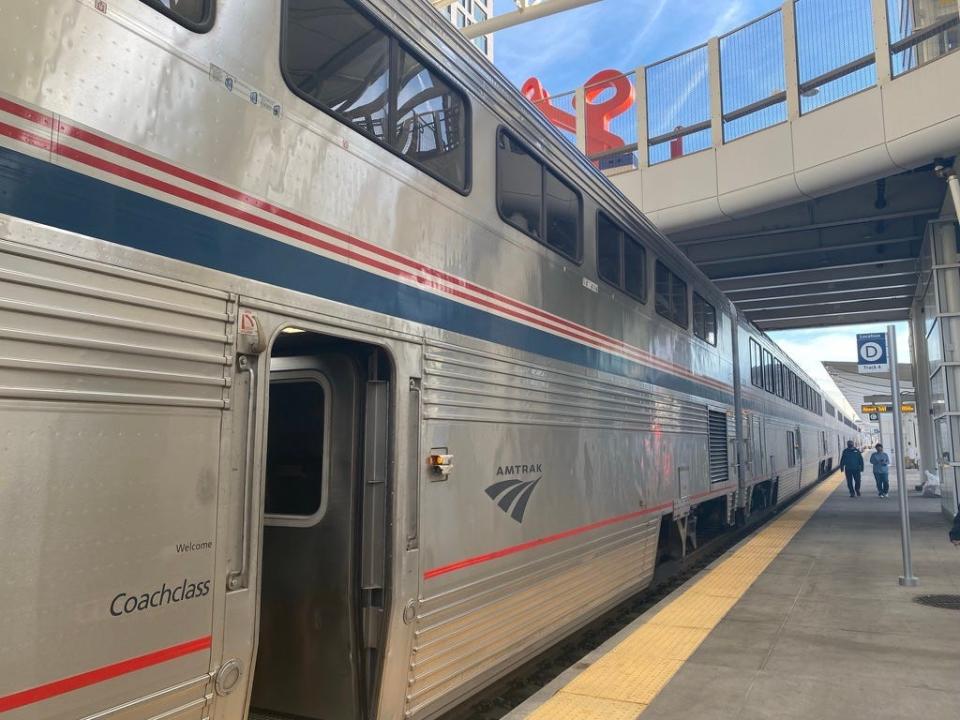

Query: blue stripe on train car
left=0, top=144, right=732, bottom=404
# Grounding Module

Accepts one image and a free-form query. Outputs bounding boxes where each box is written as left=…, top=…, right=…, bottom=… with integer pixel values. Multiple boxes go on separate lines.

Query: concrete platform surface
left=507, top=470, right=960, bottom=720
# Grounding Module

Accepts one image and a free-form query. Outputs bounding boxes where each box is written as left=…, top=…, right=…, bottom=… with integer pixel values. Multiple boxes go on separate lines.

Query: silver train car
left=0, top=1, right=859, bottom=719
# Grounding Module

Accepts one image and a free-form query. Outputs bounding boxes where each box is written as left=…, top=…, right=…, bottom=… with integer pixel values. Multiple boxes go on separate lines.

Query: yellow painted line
left=527, top=473, right=844, bottom=719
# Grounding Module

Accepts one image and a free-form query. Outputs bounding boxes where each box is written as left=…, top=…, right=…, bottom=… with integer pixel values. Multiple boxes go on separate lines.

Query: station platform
left=506, top=470, right=960, bottom=720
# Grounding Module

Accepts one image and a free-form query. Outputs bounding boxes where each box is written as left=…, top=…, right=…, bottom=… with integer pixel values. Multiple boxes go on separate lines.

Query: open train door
left=211, top=303, right=396, bottom=720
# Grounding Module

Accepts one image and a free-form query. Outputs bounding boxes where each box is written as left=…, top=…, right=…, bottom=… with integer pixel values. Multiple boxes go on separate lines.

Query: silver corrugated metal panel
left=0, top=241, right=233, bottom=408
left=423, top=341, right=710, bottom=433
left=405, top=517, right=659, bottom=718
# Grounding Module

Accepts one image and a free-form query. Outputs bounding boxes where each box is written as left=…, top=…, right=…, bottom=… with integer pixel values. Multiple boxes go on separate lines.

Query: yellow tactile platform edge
left=527, top=474, right=844, bottom=719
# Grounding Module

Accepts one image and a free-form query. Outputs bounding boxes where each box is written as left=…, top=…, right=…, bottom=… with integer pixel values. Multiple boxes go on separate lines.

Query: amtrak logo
left=485, top=465, right=542, bottom=523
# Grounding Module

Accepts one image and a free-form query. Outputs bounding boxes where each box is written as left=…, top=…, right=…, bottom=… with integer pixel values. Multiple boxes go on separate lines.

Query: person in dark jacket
left=839, top=440, right=864, bottom=497
left=950, top=507, right=960, bottom=546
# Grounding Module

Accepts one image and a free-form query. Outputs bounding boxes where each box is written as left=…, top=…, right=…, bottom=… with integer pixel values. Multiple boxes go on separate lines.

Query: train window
left=596, top=212, right=646, bottom=301
left=282, top=0, right=470, bottom=193
left=774, top=358, right=783, bottom=397
left=692, top=293, right=717, bottom=345
left=264, top=380, right=326, bottom=516
left=544, top=170, right=580, bottom=259
left=497, top=131, right=542, bottom=238
left=761, top=348, right=773, bottom=392
left=496, top=130, right=582, bottom=262
left=786, top=431, right=797, bottom=467
left=395, top=49, right=468, bottom=190
left=749, top=339, right=762, bottom=387
left=140, top=0, right=214, bottom=31
left=623, top=235, right=646, bottom=299
left=597, top=213, right=621, bottom=286
left=655, top=261, right=688, bottom=328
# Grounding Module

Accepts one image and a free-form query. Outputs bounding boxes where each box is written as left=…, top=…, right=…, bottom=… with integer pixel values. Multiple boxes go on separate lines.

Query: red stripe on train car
left=423, top=502, right=674, bottom=580
left=0, top=636, right=212, bottom=713
left=0, top=96, right=733, bottom=395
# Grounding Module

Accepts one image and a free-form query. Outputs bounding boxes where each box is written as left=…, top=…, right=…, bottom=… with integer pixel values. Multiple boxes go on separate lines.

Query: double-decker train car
left=0, top=2, right=859, bottom=719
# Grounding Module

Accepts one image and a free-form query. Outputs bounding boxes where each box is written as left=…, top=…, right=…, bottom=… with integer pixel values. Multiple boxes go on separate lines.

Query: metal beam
left=671, top=208, right=942, bottom=245
left=710, top=257, right=917, bottom=288
left=746, top=296, right=912, bottom=322
left=735, top=288, right=915, bottom=310
left=461, top=0, right=605, bottom=37
left=693, top=235, right=920, bottom=267
left=711, top=258, right=917, bottom=286
left=725, top=276, right=917, bottom=300
left=758, top=309, right=910, bottom=331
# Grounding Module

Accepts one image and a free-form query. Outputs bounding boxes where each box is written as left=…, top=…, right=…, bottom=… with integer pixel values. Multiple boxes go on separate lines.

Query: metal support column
left=935, top=165, right=960, bottom=223
left=708, top=37, right=723, bottom=148
left=871, top=0, right=892, bottom=84
left=574, top=86, right=586, bottom=154
left=888, top=324, right=918, bottom=587
left=909, top=298, right=935, bottom=481
left=635, top=65, right=649, bottom=168
left=781, top=0, right=801, bottom=120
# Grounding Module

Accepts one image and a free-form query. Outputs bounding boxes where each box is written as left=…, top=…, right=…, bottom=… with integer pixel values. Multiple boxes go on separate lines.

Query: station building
left=441, top=0, right=494, bottom=60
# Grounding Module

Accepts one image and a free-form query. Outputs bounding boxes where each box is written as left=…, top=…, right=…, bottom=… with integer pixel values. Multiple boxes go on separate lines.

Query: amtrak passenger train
left=0, top=1, right=859, bottom=719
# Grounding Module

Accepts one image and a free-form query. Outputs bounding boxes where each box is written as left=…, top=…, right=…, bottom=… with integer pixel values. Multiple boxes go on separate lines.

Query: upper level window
left=497, top=129, right=582, bottom=262
left=282, top=0, right=469, bottom=192
left=141, top=0, right=214, bottom=31
left=762, top=348, right=773, bottom=393
left=498, top=132, right=542, bottom=239
left=774, top=358, right=783, bottom=397
left=395, top=48, right=468, bottom=188
left=692, top=293, right=716, bottom=345
left=655, top=261, right=687, bottom=328
left=597, top=212, right=646, bottom=301
left=544, top=170, right=580, bottom=259
left=749, top=339, right=762, bottom=387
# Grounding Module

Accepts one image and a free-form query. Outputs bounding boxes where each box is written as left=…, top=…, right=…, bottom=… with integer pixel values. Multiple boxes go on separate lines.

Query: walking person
left=839, top=440, right=864, bottom=498
left=869, top=443, right=891, bottom=498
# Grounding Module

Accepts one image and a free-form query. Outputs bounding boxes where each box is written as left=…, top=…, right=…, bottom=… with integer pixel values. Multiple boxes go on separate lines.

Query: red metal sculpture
left=522, top=69, right=635, bottom=156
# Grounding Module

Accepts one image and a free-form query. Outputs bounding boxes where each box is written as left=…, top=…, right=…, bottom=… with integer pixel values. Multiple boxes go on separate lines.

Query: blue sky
left=492, top=0, right=782, bottom=93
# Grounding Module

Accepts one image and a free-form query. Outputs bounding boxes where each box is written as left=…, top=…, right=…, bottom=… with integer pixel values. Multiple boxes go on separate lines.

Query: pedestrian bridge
left=532, top=0, right=960, bottom=330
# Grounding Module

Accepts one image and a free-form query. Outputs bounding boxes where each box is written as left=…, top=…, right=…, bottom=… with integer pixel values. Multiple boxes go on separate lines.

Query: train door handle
left=228, top=354, right=257, bottom=591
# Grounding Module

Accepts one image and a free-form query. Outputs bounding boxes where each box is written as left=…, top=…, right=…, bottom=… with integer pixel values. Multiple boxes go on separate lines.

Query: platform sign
left=857, top=332, right=888, bottom=373
left=861, top=403, right=915, bottom=414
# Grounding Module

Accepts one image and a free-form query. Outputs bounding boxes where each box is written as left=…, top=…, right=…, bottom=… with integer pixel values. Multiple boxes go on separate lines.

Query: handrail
left=647, top=120, right=711, bottom=146
left=889, top=14, right=960, bottom=54
left=723, top=91, right=787, bottom=123
left=227, top=354, right=257, bottom=591
left=797, top=52, right=876, bottom=95
left=588, top=142, right=639, bottom=161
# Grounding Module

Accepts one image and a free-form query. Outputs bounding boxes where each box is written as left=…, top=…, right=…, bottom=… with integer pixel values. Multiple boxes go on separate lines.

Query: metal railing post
left=871, top=0, right=892, bottom=84
left=574, top=85, right=586, bottom=153
left=782, top=0, right=800, bottom=120
left=635, top=66, right=649, bottom=168
left=708, top=36, right=723, bottom=147
left=888, top=324, right=918, bottom=587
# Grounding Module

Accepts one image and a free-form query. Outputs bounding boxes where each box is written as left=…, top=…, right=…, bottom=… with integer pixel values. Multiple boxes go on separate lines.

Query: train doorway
left=249, top=328, right=391, bottom=720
